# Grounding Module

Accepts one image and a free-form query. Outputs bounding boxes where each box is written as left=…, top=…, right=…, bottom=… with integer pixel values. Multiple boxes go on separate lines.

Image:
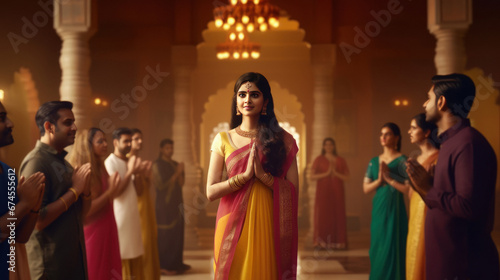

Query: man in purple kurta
left=407, top=73, right=499, bottom=280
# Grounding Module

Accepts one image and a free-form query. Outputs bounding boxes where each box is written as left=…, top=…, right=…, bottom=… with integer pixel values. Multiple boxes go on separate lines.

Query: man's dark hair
left=131, top=128, right=142, bottom=135
left=431, top=73, right=476, bottom=118
left=160, top=138, right=174, bottom=148
left=112, top=127, right=132, bottom=140
left=35, top=101, right=73, bottom=136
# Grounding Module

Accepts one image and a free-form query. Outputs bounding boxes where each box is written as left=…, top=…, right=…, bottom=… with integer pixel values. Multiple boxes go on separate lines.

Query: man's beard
left=119, top=147, right=131, bottom=156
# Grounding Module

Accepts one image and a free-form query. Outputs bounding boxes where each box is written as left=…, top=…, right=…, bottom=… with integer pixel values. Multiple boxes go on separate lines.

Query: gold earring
left=237, top=108, right=241, bottom=115
left=261, top=107, right=267, bottom=115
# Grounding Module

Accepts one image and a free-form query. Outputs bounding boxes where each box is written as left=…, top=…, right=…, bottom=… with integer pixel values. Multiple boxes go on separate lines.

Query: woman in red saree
left=206, top=72, right=299, bottom=280
left=68, top=128, right=122, bottom=280
left=310, top=138, right=349, bottom=249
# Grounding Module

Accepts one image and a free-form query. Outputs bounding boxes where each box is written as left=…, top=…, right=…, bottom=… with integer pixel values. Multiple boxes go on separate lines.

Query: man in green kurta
left=21, top=101, right=91, bottom=279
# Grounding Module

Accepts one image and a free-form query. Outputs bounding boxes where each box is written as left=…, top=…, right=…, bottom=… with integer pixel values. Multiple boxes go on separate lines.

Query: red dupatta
left=214, top=132, right=299, bottom=280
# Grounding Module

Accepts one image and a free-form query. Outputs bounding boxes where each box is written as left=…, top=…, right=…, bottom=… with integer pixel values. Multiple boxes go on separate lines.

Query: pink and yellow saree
left=212, top=131, right=298, bottom=280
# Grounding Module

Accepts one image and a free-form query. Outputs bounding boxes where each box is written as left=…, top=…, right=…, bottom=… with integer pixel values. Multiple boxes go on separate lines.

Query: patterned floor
left=159, top=228, right=500, bottom=279
left=161, top=229, right=371, bottom=279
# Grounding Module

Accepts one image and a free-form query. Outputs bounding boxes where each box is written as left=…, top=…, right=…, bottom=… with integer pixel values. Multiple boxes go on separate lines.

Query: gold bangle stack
left=68, top=188, right=79, bottom=201
left=259, top=173, right=274, bottom=186
left=228, top=175, right=245, bottom=191
left=59, top=197, right=68, bottom=211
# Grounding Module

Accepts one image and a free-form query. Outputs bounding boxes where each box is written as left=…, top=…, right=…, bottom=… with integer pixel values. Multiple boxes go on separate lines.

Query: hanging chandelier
left=213, top=0, right=280, bottom=60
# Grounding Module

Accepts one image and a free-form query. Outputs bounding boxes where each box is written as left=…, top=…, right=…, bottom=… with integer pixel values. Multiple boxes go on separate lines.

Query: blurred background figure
left=67, top=128, right=122, bottom=280
left=105, top=127, right=144, bottom=280
left=405, top=113, right=439, bottom=280
left=152, top=139, right=189, bottom=275
left=21, top=101, right=91, bottom=279
left=130, top=128, right=161, bottom=280
left=0, top=100, right=45, bottom=280
left=363, top=122, right=409, bottom=280
left=310, top=137, right=349, bottom=250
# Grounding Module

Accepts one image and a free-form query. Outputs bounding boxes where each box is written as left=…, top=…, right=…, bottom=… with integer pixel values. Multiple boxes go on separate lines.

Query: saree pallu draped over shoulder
left=213, top=133, right=298, bottom=280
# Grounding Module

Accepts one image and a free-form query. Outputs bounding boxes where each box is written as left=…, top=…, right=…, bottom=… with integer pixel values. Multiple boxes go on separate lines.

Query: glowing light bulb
left=254, top=0, right=260, bottom=4
left=242, top=52, right=249, bottom=59
left=230, top=32, right=236, bottom=41
left=241, top=0, right=248, bottom=4
left=394, top=100, right=401, bottom=106
left=102, top=100, right=108, bottom=106
left=228, top=17, right=236, bottom=25
left=94, top=98, right=101, bottom=105
left=223, top=23, right=230, bottom=30
left=251, top=51, right=260, bottom=59
left=236, top=23, right=244, bottom=32
left=233, top=52, right=240, bottom=59
left=247, top=23, right=255, bottom=33
left=217, top=52, right=225, bottom=60
left=402, top=99, right=409, bottom=106
left=238, top=32, right=245, bottom=40
left=259, top=23, right=268, bottom=32
left=215, top=19, right=223, bottom=28
left=230, top=0, right=237, bottom=5
left=257, top=16, right=265, bottom=24
left=269, top=17, right=279, bottom=28
left=0, top=90, right=4, bottom=101
left=242, top=15, right=250, bottom=24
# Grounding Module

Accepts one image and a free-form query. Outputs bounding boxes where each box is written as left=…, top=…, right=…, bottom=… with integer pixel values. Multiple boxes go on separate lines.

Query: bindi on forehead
left=244, top=82, right=253, bottom=92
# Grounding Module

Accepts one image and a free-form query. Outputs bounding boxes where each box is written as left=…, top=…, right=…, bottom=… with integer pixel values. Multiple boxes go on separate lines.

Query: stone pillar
left=171, top=45, right=202, bottom=250
left=428, top=0, right=472, bottom=74
left=54, top=0, right=96, bottom=129
left=306, top=44, right=336, bottom=246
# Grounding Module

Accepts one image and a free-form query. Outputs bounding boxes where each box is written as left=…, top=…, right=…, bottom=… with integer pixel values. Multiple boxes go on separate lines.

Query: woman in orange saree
left=207, top=72, right=299, bottom=280
left=406, top=113, right=439, bottom=280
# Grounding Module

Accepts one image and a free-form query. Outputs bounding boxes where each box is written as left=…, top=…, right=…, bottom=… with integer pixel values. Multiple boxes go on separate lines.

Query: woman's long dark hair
left=382, top=122, right=402, bottom=151
left=230, top=72, right=286, bottom=176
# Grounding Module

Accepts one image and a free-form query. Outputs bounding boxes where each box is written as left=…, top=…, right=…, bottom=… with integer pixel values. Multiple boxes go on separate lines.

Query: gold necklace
left=235, top=126, right=258, bottom=138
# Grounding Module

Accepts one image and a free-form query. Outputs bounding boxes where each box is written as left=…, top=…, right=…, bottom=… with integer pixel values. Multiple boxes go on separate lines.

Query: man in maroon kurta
left=407, top=73, right=499, bottom=280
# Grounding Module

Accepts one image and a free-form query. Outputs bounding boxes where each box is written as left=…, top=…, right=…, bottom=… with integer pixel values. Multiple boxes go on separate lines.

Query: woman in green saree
left=363, top=122, right=409, bottom=280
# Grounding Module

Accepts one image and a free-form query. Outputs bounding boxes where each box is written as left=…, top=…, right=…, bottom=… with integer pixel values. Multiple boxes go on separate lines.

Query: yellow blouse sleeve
left=210, top=132, right=225, bottom=157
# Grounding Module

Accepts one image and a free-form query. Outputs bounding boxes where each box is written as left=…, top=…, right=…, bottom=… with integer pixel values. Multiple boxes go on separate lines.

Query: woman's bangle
left=68, top=188, right=79, bottom=201
left=229, top=175, right=246, bottom=191
left=59, top=197, right=68, bottom=211
left=259, top=173, right=274, bottom=186
left=236, top=175, right=245, bottom=187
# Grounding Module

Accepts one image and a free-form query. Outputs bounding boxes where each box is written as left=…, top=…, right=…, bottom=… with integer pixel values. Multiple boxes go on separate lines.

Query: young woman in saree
left=406, top=113, right=439, bottom=280
left=67, top=128, right=122, bottom=280
left=206, top=72, right=299, bottom=280
left=363, top=122, right=409, bottom=280
left=310, top=137, right=349, bottom=250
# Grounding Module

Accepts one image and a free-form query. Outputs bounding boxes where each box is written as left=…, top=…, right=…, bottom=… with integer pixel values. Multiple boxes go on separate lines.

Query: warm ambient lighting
left=394, top=99, right=409, bottom=107
left=213, top=0, right=281, bottom=60
left=0, top=90, right=4, bottom=101
left=216, top=40, right=261, bottom=60
left=94, top=98, right=108, bottom=107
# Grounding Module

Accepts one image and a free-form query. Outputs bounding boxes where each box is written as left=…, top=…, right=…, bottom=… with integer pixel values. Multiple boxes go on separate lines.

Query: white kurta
left=104, top=153, right=144, bottom=259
